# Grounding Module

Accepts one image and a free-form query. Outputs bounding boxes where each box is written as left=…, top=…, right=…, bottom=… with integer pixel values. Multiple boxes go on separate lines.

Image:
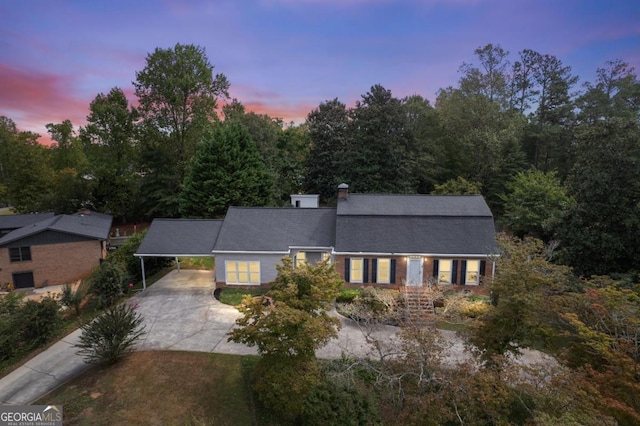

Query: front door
left=13, top=271, right=34, bottom=289
left=406, top=258, right=423, bottom=286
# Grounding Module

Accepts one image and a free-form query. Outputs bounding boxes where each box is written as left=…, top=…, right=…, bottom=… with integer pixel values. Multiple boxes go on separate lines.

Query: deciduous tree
left=228, top=258, right=342, bottom=420
left=500, top=168, right=573, bottom=240
left=80, top=87, right=140, bottom=218
left=134, top=43, right=229, bottom=217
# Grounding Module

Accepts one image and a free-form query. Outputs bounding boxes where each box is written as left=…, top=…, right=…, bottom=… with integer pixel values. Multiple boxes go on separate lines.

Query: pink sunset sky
left=1, top=0, right=638, bottom=144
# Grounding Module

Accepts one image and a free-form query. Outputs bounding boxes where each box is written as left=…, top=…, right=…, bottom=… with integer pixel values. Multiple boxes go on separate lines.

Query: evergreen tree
left=558, top=118, right=640, bottom=276
left=179, top=122, right=272, bottom=217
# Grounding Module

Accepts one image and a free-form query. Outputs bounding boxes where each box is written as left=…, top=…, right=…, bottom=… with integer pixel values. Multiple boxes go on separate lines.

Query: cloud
left=242, top=101, right=316, bottom=124
left=0, top=65, right=90, bottom=143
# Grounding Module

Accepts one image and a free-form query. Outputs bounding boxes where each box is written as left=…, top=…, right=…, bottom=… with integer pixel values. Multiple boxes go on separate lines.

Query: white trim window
left=226, top=261, right=260, bottom=285
left=438, top=259, right=452, bottom=284
left=465, top=260, right=480, bottom=285
left=294, top=251, right=307, bottom=268
left=376, top=258, right=391, bottom=284
left=350, top=258, right=364, bottom=283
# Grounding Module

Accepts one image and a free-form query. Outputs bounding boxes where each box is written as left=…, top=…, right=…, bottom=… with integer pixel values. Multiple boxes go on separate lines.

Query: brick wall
left=0, top=240, right=105, bottom=288
left=334, top=255, right=494, bottom=290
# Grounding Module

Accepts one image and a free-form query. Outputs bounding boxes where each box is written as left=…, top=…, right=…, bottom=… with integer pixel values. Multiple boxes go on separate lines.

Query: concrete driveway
left=0, top=269, right=552, bottom=405
left=135, top=269, right=395, bottom=359
left=0, top=269, right=391, bottom=405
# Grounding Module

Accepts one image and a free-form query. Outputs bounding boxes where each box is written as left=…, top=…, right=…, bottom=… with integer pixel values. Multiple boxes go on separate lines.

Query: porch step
left=400, top=288, right=438, bottom=325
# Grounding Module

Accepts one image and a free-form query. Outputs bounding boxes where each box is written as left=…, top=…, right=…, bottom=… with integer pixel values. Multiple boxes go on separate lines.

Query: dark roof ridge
left=227, top=206, right=336, bottom=210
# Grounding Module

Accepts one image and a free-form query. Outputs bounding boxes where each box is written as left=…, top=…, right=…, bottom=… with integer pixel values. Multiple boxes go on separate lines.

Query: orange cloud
left=0, top=65, right=89, bottom=143
left=241, top=101, right=317, bottom=124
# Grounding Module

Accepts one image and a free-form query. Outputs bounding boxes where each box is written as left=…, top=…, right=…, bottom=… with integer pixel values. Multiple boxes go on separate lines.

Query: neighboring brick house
left=135, top=184, right=498, bottom=290
left=0, top=211, right=112, bottom=289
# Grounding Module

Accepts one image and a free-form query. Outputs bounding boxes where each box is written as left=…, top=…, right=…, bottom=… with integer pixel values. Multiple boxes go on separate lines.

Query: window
left=225, top=261, right=260, bottom=285
left=294, top=251, right=307, bottom=268
left=350, top=258, right=364, bottom=283
left=9, top=246, right=31, bottom=262
left=376, top=258, right=391, bottom=283
left=438, top=259, right=452, bottom=284
left=465, top=260, right=480, bottom=285
left=321, top=252, right=331, bottom=263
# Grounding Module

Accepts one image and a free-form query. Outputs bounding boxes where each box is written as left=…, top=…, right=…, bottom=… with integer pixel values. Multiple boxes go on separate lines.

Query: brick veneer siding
left=0, top=240, right=106, bottom=288
left=334, top=255, right=494, bottom=290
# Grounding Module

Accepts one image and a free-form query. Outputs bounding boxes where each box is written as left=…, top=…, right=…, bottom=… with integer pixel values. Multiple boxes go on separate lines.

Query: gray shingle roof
left=0, top=211, right=112, bottom=246
left=0, top=213, right=55, bottom=231
left=135, top=219, right=223, bottom=256
left=335, top=215, right=498, bottom=255
left=337, top=194, right=493, bottom=217
left=213, top=207, right=336, bottom=252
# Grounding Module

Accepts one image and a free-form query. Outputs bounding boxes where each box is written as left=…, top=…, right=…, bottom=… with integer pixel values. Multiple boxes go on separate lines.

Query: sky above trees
left=1, top=0, right=638, bottom=143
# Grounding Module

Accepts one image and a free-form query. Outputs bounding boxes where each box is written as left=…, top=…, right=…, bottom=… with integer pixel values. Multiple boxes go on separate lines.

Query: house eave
left=332, top=251, right=499, bottom=258
left=211, top=250, right=290, bottom=255
left=134, top=253, right=214, bottom=257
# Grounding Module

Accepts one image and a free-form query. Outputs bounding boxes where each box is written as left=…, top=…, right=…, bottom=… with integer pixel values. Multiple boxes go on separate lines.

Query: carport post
left=176, top=256, right=180, bottom=272
left=140, top=257, right=146, bottom=289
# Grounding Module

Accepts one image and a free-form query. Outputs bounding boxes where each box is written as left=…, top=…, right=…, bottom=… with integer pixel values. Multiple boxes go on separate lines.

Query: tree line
left=0, top=42, right=639, bottom=276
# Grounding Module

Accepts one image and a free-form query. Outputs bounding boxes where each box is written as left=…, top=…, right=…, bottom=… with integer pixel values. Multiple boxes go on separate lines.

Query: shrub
left=0, top=292, right=23, bottom=360
left=75, top=302, right=146, bottom=365
left=302, top=381, right=380, bottom=426
left=60, top=282, right=89, bottom=316
left=459, top=299, right=491, bottom=318
left=108, top=231, right=171, bottom=281
left=90, top=260, right=128, bottom=307
left=18, top=295, right=62, bottom=348
left=336, top=288, right=361, bottom=303
left=252, top=356, right=321, bottom=422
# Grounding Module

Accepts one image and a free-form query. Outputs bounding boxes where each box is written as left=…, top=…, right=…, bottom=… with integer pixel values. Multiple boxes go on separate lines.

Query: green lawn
left=178, top=257, right=215, bottom=270
left=218, top=287, right=269, bottom=306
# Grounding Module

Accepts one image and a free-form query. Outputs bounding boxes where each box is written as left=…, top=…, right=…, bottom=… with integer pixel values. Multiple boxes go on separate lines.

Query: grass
left=218, top=288, right=268, bottom=306
left=36, top=351, right=259, bottom=425
left=179, top=257, right=215, bottom=270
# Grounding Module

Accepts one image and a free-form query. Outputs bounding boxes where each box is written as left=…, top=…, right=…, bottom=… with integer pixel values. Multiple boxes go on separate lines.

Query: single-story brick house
left=135, top=184, right=498, bottom=290
left=0, top=210, right=112, bottom=289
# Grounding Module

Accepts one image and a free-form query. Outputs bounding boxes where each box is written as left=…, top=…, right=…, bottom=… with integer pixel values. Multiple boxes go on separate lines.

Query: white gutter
left=134, top=253, right=213, bottom=257
left=211, top=250, right=290, bottom=255
left=331, top=251, right=499, bottom=258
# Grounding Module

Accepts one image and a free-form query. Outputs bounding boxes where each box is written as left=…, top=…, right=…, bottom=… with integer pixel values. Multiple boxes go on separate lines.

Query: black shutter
left=461, top=260, right=467, bottom=285
left=372, top=259, right=378, bottom=283
left=363, top=259, right=369, bottom=283
left=432, top=259, right=439, bottom=278
left=480, top=260, right=486, bottom=276
left=452, top=260, right=458, bottom=284
left=390, top=259, right=396, bottom=284
left=344, top=258, right=350, bottom=282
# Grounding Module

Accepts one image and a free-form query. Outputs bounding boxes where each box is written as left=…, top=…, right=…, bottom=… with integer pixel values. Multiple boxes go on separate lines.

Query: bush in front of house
left=302, top=379, right=381, bottom=426
left=0, top=292, right=62, bottom=363
left=456, top=298, right=491, bottom=319
left=60, top=281, right=90, bottom=317
left=90, top=260, right=128, bottom=307
left=0, top=292, right=24, bottom=361
left=18, top=295, right=62, bottom=347
left=336, top=288, right=361, bottom=303
left=108, top=230, right=172, bottom=281
left=75, top=302, right=146, bottom=365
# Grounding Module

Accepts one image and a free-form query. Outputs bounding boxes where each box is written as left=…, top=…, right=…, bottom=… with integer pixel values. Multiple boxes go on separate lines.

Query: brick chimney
left=338, top=183, right=349, bottom=201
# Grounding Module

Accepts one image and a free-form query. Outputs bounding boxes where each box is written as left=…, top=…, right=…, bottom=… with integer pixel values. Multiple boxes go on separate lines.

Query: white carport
left=134, top=219, right=223, bottom=288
